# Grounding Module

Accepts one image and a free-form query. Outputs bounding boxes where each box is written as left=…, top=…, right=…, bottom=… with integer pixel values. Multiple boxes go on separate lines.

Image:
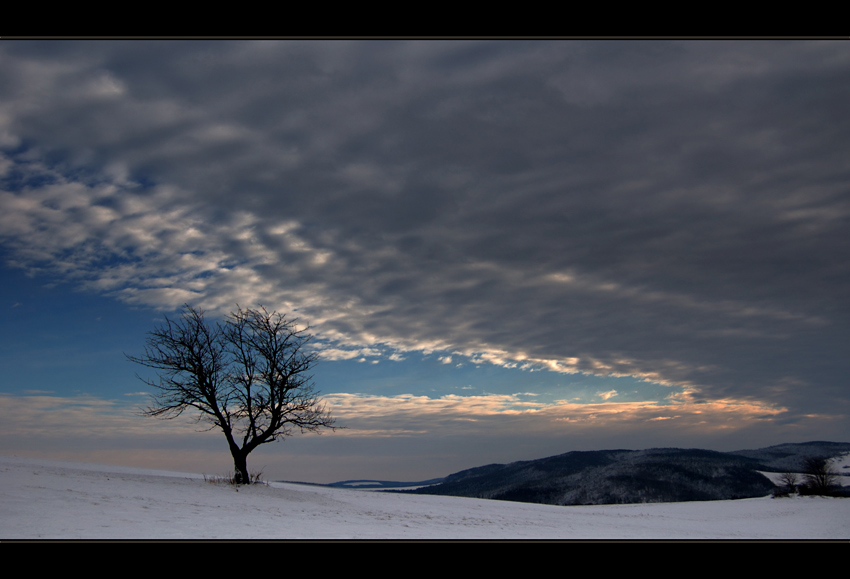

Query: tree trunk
left=232, top=449, right=250, bottom=484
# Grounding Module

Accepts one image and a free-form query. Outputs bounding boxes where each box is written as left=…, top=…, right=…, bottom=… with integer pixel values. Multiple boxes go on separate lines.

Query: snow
left=2, top=455, right=849, bottom=540
left=760, top=452, right=850, bottom=488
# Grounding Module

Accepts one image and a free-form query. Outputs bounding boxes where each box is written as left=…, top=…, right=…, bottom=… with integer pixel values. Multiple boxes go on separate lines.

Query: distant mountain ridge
left=394, top=441, right=850, bottom=506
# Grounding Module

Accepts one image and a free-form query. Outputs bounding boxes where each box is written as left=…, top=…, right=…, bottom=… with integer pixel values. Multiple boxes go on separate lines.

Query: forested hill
left=404, top=442, right=850, bottom=506
left=730, top=441, right=850, bottom=471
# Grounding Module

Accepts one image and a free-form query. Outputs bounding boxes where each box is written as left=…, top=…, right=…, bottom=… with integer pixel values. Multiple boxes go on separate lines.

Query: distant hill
left=730, top=441, right=850, bottom=472
left=326, top=478, right=445, bottom=490
left=398, top=441, right=850, bottom=506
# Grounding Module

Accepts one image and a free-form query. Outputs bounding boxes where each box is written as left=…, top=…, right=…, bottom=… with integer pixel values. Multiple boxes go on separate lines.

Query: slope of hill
left=405, top=442, right=850, bottom=506
left=3, top=454, right=850, bottom=539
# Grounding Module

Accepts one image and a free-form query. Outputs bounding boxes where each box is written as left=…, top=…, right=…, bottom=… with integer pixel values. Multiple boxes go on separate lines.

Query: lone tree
left=128, top=304, right=337, bottom=484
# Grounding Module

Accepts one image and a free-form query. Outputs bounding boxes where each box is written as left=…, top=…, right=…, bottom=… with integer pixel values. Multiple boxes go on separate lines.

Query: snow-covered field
left=2, top=455, right=849, bottom=540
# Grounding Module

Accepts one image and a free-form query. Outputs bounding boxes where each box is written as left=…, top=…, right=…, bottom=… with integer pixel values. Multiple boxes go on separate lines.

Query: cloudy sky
left=1, top=40, right=848, bottom=483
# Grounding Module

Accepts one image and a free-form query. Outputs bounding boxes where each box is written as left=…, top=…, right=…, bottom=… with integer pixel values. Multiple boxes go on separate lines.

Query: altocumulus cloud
left=1, top=40, right=849, bottom=439
left=323, top=391, right=785, bottom=433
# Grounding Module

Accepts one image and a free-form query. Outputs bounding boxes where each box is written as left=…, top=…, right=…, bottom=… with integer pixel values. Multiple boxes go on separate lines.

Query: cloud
left=0, top=393, right=189, bottom=439
left=1, top=40, right=849, bottom=423
left=321, top=389, right=789, bottom=441
left=2, top=387, right=842, bottom=482
left=0, top=388, right=786, bottom=446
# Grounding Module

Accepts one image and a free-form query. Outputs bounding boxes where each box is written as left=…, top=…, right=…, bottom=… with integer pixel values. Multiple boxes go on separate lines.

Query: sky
left=1, top=40, right=848, bottom=483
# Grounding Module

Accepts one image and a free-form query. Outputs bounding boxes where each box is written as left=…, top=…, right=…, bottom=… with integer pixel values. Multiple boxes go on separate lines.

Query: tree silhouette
left=801, top=456, right=838, bottom=495
left=128, top=305, right=337, bottom=483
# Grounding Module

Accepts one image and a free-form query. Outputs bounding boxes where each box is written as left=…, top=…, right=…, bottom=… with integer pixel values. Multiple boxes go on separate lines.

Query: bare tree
left=801, top=456, right=838, bottom=495
left=778, top=471, right=799, bottom=493
left=128, top=305, right=337, bottom=484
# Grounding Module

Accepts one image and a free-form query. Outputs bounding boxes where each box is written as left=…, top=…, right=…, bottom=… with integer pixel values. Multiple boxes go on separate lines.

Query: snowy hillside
left=3, top=455, right=849, bottom=539
left=408, top=448, right=778, bottom=505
